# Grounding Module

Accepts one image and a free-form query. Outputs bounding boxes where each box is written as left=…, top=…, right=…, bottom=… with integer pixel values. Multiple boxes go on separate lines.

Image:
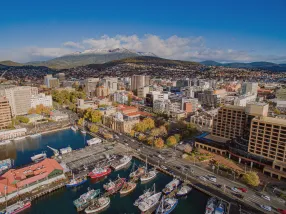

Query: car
left=161, top=165, right=168, bottom=170
left=260, top=205, right=272, bottom=212
left=199, top=176, right=207, bottom=182
left=261, top=195, right=271, bottom=201
left=278, top=208, right=286, bottom=214
left=231, top=187, right=242, bottom=193
left=237, top=187, right=248, bottom=193
left=184, top=165, right=191, bottom=169
left=215, top=184, right=222, bottom=189
left=232, top=193, right=244, bottom=199
left=206, top=175, right=217, bottom=182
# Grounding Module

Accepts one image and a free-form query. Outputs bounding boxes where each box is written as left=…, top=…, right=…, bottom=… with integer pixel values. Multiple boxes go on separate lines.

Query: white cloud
left=1, top=34, right=286, bottom=63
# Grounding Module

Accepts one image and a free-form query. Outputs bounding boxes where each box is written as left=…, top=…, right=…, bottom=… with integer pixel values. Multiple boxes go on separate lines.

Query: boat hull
left=120, top=183, right=136, bottom=195
left=85, top=198, right=110, bottom=214
left=66, top=179, right=87, bottom=188
left=6, top=202, right=31, bottom=214
left=89, top=168, right=111, bottom=179
left=156, top=200, right=178, bottom=214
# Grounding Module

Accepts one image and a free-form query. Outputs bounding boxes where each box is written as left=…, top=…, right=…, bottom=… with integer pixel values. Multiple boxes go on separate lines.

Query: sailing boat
left=134, top=184, right=155, bottom=206
left=156, top=196, right=178, bottom=214
left=138, top=184, right=162, bottom=213
left=140, top=157, right=157, bottom=183
left=81, top=119, right=87, bottom=134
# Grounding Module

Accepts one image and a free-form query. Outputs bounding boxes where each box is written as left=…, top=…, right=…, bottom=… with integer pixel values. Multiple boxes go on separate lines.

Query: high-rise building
left=56, top=73, right=65, bottom=82
left=0, top=97, right=12, bottom=130
left=31, top=93, right=53, bottom=108
left=44, top=75, right=59, bottom=88
left=198, top=89, right=222, bottom=108
left=212, top=105, right=247, bottom=140
left=0, top=86, right=38, bottom=116
left=84, top=78, right=100, bottom=97
left=131, top=75, right=150, bottom=91
left=137, top=86, right=150, bottom=98
left=95, top=86, right=109, bottom=97
left=241, top=82, right=258, bottom=95
left=103, top=77, right=118, bottom=93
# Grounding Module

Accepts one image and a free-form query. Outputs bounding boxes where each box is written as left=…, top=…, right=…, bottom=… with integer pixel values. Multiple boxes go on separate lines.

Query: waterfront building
left=31, top=93, right=53, bottom=108
left=50, top=110, right=69, bottom=121
left=0, top=128, right=27, bottom=140
left=131, top=75, right=150, bottom=91
left=0, top=96, right=12, bottom=130
left=0, top=158, right=64, bottom=201
left=77, top=99, right=98, bottom=111
left=241, top=82, right=258, bottom=95
left=44, top=75, right=59, bottom=88
left=26, top=114, right=44, bottom=124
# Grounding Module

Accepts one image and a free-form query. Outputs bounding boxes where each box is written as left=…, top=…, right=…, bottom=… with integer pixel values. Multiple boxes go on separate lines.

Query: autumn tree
left=242, top=172, right=260, bottom=187
left=89, top=124, right=99, bottom=133
left=143, top=118, right=155, bottom=130
left=184, top=144, right=192, bottom=154
left=159, top=125, right=168, bottom=136
left=166, top=136, right=177, bottom=147
left=84, top=108, right=102, bottom=123
left=154, top=138, right=164, bottom=149
left=78, top=118, right=84, bottom=126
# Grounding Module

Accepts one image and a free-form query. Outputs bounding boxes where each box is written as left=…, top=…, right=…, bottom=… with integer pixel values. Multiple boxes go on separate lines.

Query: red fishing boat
left=88, top=167, right=112, bottom=179
left=103, top=175, right=126, bottom=193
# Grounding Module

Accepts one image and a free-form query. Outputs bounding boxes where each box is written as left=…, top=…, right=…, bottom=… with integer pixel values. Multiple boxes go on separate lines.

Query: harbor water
left=0, top=129, right=209, bottom=214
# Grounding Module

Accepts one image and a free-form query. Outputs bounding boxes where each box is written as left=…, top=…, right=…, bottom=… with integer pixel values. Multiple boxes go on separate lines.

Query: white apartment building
left=137, top=86, right=150, bottom=98
left=131, top=75, right=150, bottom=91
left=153, top=99, right=170, bottom=114
left=31, top=93, right=53, bottom=108
left=112, top=92, right=128, bottom=104
left=234, top=94, right=257, bottom=107
left=84, top=78, right=100, bottom=97
left=103, top=77, right=118, bottom=93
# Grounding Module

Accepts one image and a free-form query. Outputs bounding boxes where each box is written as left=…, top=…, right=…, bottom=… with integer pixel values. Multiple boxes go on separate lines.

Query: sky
left=0, top=0, right=286, bottom=63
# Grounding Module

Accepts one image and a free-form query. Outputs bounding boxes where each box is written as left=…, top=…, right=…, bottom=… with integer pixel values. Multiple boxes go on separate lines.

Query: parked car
left=199, top=176, right=207, bottom=182
left=261, top=194, right=271, bottom=201
left=260, top=205, right=272, bottom=212
left=231, top=187, right=241, bottom=193
left=206, top=175, right=217, bottom=182
left=237, top=187, right=248, bottom=193
left=161, top=165, right=168, bottom=170
left=232, top=193, right=244, bottom=199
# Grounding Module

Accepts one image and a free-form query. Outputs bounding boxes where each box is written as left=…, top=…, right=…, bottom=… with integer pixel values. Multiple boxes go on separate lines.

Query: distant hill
left=0, top=60, right=24, bottom=67
left=200, top=60, right=286, bottom=72
left=26, top=48, right=158, bottom=69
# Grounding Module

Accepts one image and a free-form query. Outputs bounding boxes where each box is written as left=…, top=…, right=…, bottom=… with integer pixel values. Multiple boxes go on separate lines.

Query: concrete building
left=245, top=102, right=269, bottom=117
left=234, top=94, right=257, bottom=107
left=77, top=99, right=98, bottom=111
left=182, top=98, right=199, bottom=113
left=44, top=75, right=59, bottom=88
left=84, top=78, right=100, bottom=97
left=249, top=116, right=286, bottom=180
left=198, top=89, right=222, bottom=108
left=0, top=128, right=27, bottom=140
left=137, top=86, right=150, bottom=98
left=103, top=77, right=118, bottom=93
left=145, top=91, right=169, bottom=107
left=190, top=111, right=214, bottom=131
left=112, top=91, right=129, bottom=105
left=95, top=86, right=109, bottom=97
left=212, top=105, right=247, bottom=140
left=131, top=75, right=150, bottom=91
left=153, top=99, right=170, bottom=114
left=26, top=114, right=44, bottom=124
left=0, top=97, right=12, bottom=130
left=55, top=73, right=65, bottom=82
left=241, top=82, right=258, bottom=95
left=31, top=93, right=53, bottom=108
left=50, top=110, right=69, bottom=121
left=0, top=86, right=38, bottom=116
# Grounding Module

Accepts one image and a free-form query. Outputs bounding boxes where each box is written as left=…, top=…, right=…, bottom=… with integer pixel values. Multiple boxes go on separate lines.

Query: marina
left=0, top=129, right=210, bottom=213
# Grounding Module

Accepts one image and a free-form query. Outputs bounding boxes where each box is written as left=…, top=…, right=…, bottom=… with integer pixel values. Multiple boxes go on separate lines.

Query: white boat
left=176, top=185, right=192, bottom=197
left=205, top=197, right=217, bottom=214
left=4, top=198, right=31, bottom=214
left=31, top=152, right=47, bottom=162
left=60, top=146, right=72, bottom=154
left=0, top=140, right=11, bottom=145
left=138, top=192, right=162, bottom=212
left=87, top=138, right=102, bottom=146
left=111, top=155, right=132, bottom=170
left=13, top=136, right=26, bottom=141
left=29, top=133, right=41, bottom=138
left=141, top=158, right=157, bottom=183
left=156, top=197, right=178, bottom=214
left=71, top=125, right=78, bottom=132
left=162, top=179, right=180, bottom=195
left=85, top=196, right=110, bottom=214
left=134, top=184, right=155, bottom=206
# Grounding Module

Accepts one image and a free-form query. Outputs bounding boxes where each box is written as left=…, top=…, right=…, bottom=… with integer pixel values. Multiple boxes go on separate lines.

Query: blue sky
left=0, top=0, right=286, bottom=63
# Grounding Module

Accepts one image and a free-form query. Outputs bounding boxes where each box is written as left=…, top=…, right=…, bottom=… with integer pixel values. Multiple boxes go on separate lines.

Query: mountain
left=200, top=60, right=286, bottom=72
left=0, top=60, right=24, bottom=67
left=27, top=48, right=158, bottom=69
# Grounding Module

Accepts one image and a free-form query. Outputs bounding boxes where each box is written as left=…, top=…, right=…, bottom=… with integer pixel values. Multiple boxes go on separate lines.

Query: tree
left=274, top=108, right=281, bottom=115
left=143, top=118, right=155, bottom=130
left=174, top=134, right=181, bottom=143
left=166, top=136, right=177, bottom=147
left=127, top=94, right=132, bottom=106
left=150, top=128, right=161, bottom=138
left=130, top=130, right=135, bottom=137
left=78, top=118, right=84, bottom=126
left=17, top=116, right=29, bottom=124
left=184, top=144, right=192, bottom=154
left=154, top=138, right=164, bottom=149
left=138, top=134, right=146, bottom=141
left=159, top=126, right=168, bottom=136
left=242, top=172, right=260, bottom=187
left=90, top=110, right=102, bottom=123
left=89, top=124, right=99, bottom=133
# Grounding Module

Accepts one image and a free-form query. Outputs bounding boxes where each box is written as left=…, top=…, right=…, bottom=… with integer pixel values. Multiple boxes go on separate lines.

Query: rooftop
left=253, top=116, right=286, bottom=126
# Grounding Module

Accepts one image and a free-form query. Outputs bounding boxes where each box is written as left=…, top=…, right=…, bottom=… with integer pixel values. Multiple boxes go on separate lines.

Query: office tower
left=84, top=78, right=100, bottom=97
left=241, top=82, right=258, bottom=95
left=44, top=75, right=60, bottom=88
left=0, top=97, right=12, bottom=129
left=131, top=75, right=150, bottom=91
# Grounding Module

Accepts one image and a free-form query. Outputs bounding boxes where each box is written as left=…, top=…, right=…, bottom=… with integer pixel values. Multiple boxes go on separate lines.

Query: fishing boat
left=29, top=133, right=41, bottom=138
left=60, top=146, right=72, bottom=154
left=156, top=197, right=178, bottom=214
left=73, top=188, right=101, bottom=212
left=176, top=185, right=192, bottom=197
left=103, top=175, right=126, bottom=193
left=138, top=192, right=162, bottom=213
left=129, top=163, right=145, bottom=178
left=205, top=197, right=217, bottom=214
left=120, top=181, right=137, bottom=195
left=111, top=155, right=132, bottom=171
left=66, top=174, right=87, bottom=188
left=85, top=196, right=110, bottom=214
left=4, top=198, right=31, bottom=214
left=86, top=137, right=102, bottom=146
left=140, top=158, right=157, bottom=183
left=214, top=202, right=226, bottom=214
left=13, top=136, right=26, bottom=141
left=0, top=140, right=11, bottom=146
left=31, top=152, right=46, bottom=163
left=0, top=159, right=12, bottom=175
left=134, top=184, right=155, bottom=206
left=89, top=167, right=112, bottom=179
left=162, top=179, right=180, bottom=195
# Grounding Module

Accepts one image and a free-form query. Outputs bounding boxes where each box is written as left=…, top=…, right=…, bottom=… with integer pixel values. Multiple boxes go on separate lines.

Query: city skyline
left=0, top=0, right=286, bottom=63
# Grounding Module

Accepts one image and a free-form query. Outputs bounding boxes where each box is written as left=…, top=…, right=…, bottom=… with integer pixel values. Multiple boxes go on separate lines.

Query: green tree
left=17, top=116, right=29, bottom=124
left=78, top=118, right=84, bottom=126
left=242, top=172, right=260, bottom=187
left=90, top=110, right=102, bottom=123
left=174, top=134, right=181, bottom=142
left=274, top=108, right=281, bottom=115
left=89, top=124, right=99, bottom=133
left=143, top=118, right=155, bottom=130
left=127, top=94, right=132, bottom=106
left=166, top=136, right=177, bottom=147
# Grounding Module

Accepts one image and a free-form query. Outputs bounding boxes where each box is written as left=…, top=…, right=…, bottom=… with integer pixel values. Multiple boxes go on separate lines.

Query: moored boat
left=103, top=175, right=126, bottom=193
left=29, top=133, right=41, bottom=138
left=138, top=192, right=162, bottom=213
left=88, top=167, right=111, bottom=179
left=73, top=188, right=101, bottom=212
left=85, top=196, right=110, bottom=214
left=214, top=201, right=226, bottom=214
left=31, top=152, right=46, bottom=163
left=129, top=163, right=145, bottom=178
left=205, top=197, right=217, bottom=214
left=111, top=155, right=132, bottom=171
left=66, top=174, right=87, bottom=188
left=140, top=158, right=157, bottom=183
left=176, top=185, right=192, bottom=197
left=87, top=137, right=102, bottom=146
left=0, top=159, right=12, bottom=175
left=156, top=197, right=178, bottom=214
left=4, top=198, right=31, bottom=214
left=162, top=179, right=180, bottom=195
left=71, top=125, right=78, bottom=132
left=120, top=181, right=137, bottom=195
left=134, top=184, right=155, bottom=206
left=60, top=146, right=72, bottom=154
